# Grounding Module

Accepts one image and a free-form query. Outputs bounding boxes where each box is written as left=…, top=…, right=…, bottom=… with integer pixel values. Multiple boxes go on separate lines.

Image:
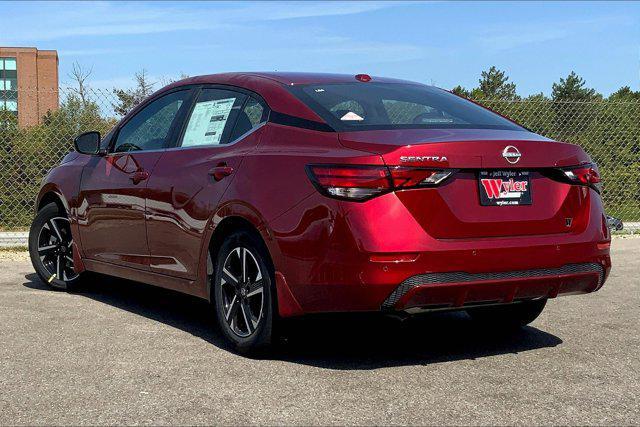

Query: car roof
left=171, top=72, right=422, bottom=87
left=155, top=72, right=428, bottom=124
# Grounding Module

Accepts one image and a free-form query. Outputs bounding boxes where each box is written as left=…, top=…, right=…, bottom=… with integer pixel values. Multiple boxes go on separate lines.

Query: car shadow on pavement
left=23, top=273, right=562, bottom=370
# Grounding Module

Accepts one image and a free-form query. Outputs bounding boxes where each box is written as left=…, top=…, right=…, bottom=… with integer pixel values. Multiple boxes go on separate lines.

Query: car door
left=145, top=87, right=268, bottom=279
left=77, top=89, right=194, bottom=270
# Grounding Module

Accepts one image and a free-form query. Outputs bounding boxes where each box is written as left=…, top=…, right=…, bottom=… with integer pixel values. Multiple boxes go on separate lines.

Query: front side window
left=113, top=90, right=191, bottom=152
left=180, top=89, right=246, bottom=147
left=288, top=82, right=524, bottom=132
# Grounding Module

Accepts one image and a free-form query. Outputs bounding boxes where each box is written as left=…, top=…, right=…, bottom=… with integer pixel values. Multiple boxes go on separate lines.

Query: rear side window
left=180, top=89, right=246, bottom=147
left=228, top=96, right=267, bottom=142
left=288, top=82, right=524, bottom=132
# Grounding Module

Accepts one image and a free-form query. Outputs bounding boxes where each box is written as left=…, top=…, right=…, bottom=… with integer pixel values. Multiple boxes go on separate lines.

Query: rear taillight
left=560, top=163, right=602, bottom=193
left=388, top=167, right=453, bottom=188
left=306, top=164, right=454, bottom=201
left=306, top=165, right=389, bottom=200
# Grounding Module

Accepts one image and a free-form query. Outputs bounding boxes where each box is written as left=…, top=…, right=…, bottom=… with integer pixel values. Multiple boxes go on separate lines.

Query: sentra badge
left=400, top=156, right=448, bottom=163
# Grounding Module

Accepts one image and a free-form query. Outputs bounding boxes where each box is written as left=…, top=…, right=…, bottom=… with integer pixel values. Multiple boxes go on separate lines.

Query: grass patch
left=0, top=246, right=28, bottom=252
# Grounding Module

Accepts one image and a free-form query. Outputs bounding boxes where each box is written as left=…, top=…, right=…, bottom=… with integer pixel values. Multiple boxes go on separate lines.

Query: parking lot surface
left=0, top=238, right=638, bottom=425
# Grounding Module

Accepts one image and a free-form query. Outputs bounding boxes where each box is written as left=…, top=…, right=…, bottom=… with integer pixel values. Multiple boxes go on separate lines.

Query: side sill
left=83, top=259, right=207, bottom=300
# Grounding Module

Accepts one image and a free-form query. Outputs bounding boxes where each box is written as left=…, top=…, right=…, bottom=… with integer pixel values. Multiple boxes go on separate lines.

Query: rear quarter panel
left=216, top=123, right=383, bottom=309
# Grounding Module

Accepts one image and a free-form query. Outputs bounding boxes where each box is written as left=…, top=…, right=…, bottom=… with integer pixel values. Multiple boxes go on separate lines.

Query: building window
left=0, top=57, right=18, bottom=117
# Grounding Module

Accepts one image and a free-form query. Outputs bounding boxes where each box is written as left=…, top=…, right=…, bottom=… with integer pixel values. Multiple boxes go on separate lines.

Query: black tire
left=28, top=203, right=82, bottom=291
left=212, top=230, right=276, bottom=354
left=466, top=299, right=547, bottom=328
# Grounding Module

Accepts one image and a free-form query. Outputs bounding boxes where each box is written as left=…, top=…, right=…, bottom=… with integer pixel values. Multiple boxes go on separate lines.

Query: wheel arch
left=205, top=214, right=276, bottom=302
left=36, top=187, right=69, bottom=216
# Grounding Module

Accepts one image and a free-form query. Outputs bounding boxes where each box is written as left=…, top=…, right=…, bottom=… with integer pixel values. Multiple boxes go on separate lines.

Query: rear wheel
left=212, top=231, right=275, bottom=354
left=466, top=299, right=547, bottom=328
left=28, top=203, right=81, bottom=290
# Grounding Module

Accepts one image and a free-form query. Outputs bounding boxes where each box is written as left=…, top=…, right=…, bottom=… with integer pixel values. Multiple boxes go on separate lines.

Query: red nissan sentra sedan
left=29, top=72, right=611, bottom=352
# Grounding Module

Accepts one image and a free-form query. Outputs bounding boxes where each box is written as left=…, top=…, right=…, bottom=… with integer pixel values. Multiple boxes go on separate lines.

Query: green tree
left=576, top=101, right=640, bottom=218
left=550, top=72, right=601, bottom=137
left=608, top=86, right=640, bottom=101
left=551, top=71, right=600, bottom=102
left=112, top=69, right=156, bottom=117
left=0, top=93, right=116, bottom=228
left=475, top=66, right=519, bottom=100
left=0, top=110, right=20, bottom=228
left=451, top=85, right=471, bottom=98
left=524, top=93, right=550, bottom=102
left=451, top=67, right=519, bottom=100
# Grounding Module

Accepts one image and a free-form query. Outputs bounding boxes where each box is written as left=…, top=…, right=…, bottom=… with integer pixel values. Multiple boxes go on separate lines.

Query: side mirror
left=74, top=131, right=102, bottom=155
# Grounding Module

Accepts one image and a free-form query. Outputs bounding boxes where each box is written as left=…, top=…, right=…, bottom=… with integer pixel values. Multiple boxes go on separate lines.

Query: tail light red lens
left=561, top=163, right=602, bottom=192
left=310, top=165, right=389, bottom=188
left=306, top=164, right=454, bottom=201
left=306, top=165, right=390, bottom=200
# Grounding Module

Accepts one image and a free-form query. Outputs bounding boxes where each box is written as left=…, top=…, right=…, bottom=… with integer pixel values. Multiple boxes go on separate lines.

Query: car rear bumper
left=271, top=238, right=611, bottom=315
left=381, top=262, right=607, bottom=312
left=267, top=193, right=612, bottom=315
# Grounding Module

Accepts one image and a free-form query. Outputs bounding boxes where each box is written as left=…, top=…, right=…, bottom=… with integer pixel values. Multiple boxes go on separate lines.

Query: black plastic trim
left=381, top=262, right=605, bottom=309
left=269, top=111, right=335, bottom=132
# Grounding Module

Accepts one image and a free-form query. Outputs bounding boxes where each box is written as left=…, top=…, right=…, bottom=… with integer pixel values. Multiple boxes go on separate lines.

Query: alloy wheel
left=36, top=217, right=78, bottom=283
left=220, top=247, right=265, bottom=338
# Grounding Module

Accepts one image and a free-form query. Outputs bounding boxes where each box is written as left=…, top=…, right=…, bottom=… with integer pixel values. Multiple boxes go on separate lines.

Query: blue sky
left=1, top=1, right=638, bottom=96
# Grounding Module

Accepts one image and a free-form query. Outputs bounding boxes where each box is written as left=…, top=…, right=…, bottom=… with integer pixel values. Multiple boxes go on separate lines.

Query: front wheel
left=212, top=231, right=276, bottom=354
left=28, top=203, right=81, bottom=290
left=466, top=299, right=547, bottom=328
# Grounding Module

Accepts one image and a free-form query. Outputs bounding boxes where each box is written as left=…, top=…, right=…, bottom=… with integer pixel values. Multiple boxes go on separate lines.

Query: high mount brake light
left=306, top=164, right=454, bottom=201
left=355, top=74, right=372, bottom=82
left=560, top=163, right=602, bottom=193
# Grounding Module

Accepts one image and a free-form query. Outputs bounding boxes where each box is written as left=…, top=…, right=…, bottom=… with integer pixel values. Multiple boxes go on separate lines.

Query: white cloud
left=242, top=1, right=403, bottom=21
left=0, top=1, right=406, bottom=43
left=58, top=47, right=131, bottom=57
left=474, top=14, right=636, bottom=53
left=477, top=28, right=570, bottom=52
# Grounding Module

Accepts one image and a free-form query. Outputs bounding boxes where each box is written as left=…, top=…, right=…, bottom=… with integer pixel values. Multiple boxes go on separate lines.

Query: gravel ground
left=0, top=239, right=638, bottom=425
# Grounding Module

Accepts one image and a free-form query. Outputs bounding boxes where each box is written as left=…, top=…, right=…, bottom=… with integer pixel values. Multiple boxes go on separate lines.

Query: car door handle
left=209, top=164, right=234, bottom=181
left=129, top=170, right=150, bottom=185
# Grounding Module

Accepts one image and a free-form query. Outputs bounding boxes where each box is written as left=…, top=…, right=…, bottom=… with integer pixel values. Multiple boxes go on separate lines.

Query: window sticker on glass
left=340, top=111, right=364, bottom=121
left=182, top=98, right=236, bottom=146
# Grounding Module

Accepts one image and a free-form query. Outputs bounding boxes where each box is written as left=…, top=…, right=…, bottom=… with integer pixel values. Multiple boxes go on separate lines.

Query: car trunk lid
left=339, top=129, right=593, bottom=239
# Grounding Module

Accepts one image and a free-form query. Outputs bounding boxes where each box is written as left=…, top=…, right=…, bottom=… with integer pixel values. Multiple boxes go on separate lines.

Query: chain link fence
left=1, top=88, right=638, bottom=246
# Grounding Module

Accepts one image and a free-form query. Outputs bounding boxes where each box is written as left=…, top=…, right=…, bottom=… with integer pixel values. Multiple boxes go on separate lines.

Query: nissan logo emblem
left=502, top=145, right=521, bottom=164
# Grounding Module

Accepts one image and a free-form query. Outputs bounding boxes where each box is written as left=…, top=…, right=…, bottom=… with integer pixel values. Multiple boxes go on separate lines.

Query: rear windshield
left=287, top=82, right=524, bottom=132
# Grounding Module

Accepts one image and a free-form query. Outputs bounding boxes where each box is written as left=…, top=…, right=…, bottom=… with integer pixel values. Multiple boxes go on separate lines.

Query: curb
left=0, top=232, right=28, bottom=248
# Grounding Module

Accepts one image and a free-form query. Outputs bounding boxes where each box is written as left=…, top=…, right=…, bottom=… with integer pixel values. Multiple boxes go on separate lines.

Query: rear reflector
left=306, top=164, right=454, bottom=201
left=370, top=253, right=419, bottom=263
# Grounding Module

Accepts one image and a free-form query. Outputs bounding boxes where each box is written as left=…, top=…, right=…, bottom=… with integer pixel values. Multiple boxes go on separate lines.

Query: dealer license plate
left=478, top=170, right=532, bottom=206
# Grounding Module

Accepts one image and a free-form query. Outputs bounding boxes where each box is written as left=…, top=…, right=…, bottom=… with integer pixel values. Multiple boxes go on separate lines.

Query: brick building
left=0, top=47, right=59, bottom=127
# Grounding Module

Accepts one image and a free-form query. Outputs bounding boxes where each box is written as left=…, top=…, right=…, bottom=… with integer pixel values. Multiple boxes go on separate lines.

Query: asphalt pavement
left=0, top=238, right=638, bottom=425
